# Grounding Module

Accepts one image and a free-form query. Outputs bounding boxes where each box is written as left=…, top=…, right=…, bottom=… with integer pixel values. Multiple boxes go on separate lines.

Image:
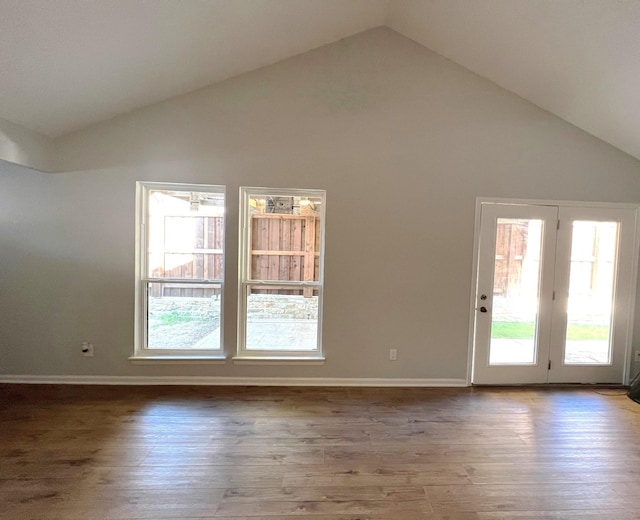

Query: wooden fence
left=150, top=213, right=320, bottom=297
left=150, top=216, right=224, bottom=297
left=493, top=219, right=528, bottom=296
left=250, top=213, right=320, bottom=295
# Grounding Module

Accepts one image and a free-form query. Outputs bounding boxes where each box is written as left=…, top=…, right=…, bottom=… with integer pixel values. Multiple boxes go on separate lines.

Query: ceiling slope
left=0, top=0, right=387, bottom=137
left=387, top=0, right=640, bottom=161
left=1, top=0, right=640, bottom=164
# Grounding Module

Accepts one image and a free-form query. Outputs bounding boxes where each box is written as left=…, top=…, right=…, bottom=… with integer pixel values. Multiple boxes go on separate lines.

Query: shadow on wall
left=0, top=236, right=134, bottom=375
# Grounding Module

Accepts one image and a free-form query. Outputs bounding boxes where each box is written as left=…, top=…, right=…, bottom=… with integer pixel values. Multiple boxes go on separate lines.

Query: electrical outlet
left=634, top=351, right=640, bottom=362
left=389, top=348, right=397, bottom=361
left=82, top=342, right=94, bottom=357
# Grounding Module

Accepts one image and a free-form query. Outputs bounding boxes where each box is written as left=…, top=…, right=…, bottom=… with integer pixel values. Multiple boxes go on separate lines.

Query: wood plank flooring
left=1, top=384, right=639, bottom=519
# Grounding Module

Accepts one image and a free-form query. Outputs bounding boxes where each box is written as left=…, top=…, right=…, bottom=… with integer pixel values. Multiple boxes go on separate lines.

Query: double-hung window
left=134, top=182, right=225, bottom=359
left=236, top=187, right=326, bottom=361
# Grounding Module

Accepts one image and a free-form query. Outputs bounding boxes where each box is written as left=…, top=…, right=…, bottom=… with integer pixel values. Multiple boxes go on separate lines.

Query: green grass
left=491, top=321, right=609, bottom=340
left=152, top=312, right=205, bottom=328
left=567, top=324, right=610, bottom=340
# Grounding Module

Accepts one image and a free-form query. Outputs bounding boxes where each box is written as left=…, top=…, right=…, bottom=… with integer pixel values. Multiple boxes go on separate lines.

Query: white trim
left=466, top=199, right=484, bottom=386
left=232, top=356, right=325, bottom=365
left=0, top=375, right=468, bottom=387
left=128, top=356, right=227, bottom=365
left=469, top=197, right=640, bottom=385
left=237, top=186, right=326, bottom=359
left=623, top=208, right=640, bottom=385
left=135, top=181, right=226, bottom=358
left=477, top=196, right=640, bottom=211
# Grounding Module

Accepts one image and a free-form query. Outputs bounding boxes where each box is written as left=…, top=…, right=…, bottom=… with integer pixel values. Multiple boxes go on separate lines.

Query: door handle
left=480, top=306, right=488, bottom=313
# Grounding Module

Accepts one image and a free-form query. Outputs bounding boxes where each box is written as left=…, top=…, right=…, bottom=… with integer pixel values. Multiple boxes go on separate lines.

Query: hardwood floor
left=1, top=384, right=639, bottom=519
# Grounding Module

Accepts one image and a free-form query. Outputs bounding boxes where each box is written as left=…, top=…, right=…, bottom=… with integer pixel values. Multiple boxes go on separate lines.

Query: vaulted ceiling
left=2, top=0, right=640, bottom=160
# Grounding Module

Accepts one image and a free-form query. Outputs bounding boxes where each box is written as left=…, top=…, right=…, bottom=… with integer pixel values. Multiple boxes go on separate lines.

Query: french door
left=472, top=201, right=638, bottom=385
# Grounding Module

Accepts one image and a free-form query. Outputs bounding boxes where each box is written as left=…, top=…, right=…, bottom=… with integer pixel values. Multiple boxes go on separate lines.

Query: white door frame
left=466, top=197, right=640, bottom=386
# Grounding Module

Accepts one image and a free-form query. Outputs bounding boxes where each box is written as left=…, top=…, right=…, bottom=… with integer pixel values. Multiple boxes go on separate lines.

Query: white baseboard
left=0, top=375, right=468, bottom=387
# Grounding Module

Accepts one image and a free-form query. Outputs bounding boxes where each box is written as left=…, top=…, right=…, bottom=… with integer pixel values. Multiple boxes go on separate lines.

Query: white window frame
left=235, top=187, right=326, bottom=363
left=131, top=181, right=226, bottom=363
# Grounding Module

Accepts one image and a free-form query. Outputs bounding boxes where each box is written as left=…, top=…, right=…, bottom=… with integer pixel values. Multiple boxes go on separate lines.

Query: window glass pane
left=564, top=221, right=617, bottom=365
left=147, top=282, right=221, bottom=349
left=148, top=190, right=224, bottom=279
left=489, top=218, right=543, bottom=365
left=245, top=286, right=319, bottom=351
left=248, top=194, right=322, bottom=282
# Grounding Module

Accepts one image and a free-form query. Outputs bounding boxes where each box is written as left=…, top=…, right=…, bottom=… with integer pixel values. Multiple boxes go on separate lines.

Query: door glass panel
left=564, top=221, right=617, bottom=365
left=489, top=218, right=544, bottom=364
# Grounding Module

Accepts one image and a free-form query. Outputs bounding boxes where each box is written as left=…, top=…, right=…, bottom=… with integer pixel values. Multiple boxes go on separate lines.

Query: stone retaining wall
left=149, top=296, right=221, bottom=320
left=247, top=294, right=318, bottom=320
left=150, top=294, right=317, bottom=320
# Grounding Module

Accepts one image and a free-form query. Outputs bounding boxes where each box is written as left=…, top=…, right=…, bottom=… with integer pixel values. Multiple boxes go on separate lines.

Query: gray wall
left=0, top=116, right=54, bottom=172
left=2, top=28, right=640, bottom=380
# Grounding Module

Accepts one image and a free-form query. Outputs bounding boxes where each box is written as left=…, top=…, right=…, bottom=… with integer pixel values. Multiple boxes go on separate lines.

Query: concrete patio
left=194, top=319, right=318, bottom=350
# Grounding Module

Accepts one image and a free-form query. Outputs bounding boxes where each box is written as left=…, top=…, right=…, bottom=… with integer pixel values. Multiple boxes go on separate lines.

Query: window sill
left=129, top=355, right=227, bottom=365
left=232, top=356, right=325, bottom=365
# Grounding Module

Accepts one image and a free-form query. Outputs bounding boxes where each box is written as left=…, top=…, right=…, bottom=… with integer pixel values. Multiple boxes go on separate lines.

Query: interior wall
left=2, top=27, right=640, bottom=381
left=0, top=117, right=54, bottom=172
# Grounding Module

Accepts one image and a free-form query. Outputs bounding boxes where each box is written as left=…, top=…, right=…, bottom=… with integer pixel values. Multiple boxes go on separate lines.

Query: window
left=237, top=187, right=326, bottom=360
left=134, top=182, right=225, bottom=359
